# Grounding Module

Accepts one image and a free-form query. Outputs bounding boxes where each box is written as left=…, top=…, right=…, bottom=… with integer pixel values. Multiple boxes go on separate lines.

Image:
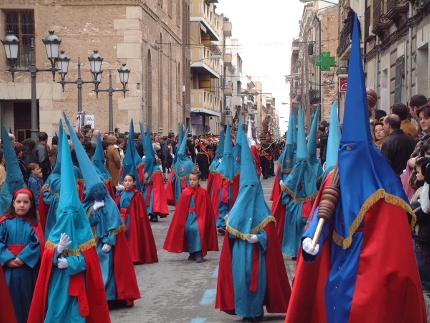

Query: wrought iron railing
left=337, top=19, right=353, bottom=57
left=309, top=89, right=321, bottom=105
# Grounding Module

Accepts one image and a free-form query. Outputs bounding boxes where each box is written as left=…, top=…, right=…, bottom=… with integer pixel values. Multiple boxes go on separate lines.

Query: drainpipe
left=375, top=36, right=380, bottom=110
left=408, top=2, right=413, bottom=100
left=315, top=12, right=322, bottom=124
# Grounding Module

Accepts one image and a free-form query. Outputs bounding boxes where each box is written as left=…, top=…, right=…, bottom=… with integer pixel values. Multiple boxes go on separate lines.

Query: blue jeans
left=414, top=240, right=430, bottom=290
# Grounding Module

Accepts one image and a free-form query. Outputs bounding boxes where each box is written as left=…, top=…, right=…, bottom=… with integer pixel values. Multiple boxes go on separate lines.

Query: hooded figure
left=64, top=113, right=140, bottom=307
left=278, top=104, right=318, bottom=257
left=28, top=126, right=111, bottom=323
left=120, top=120, right=142, bottom=192
left=165, top=127, right=196, bottom=206
left=286, top=15, right=426, bottom=323
left=211, top=123, right=240, bottom=232
left=207, top=130, right=225, bottom=198
left=321, top=101, right=341, bottom=182
left=93, top=135, right=115, bottom=198
left=247, top=120, right=261, bottom=176
left=0, top=126, right=26, bottom=214
left=307, top=106, right=323, bottom=184
left=215, top=133, right=291, bottom=320
left=141, top=125, right=169, bottom=221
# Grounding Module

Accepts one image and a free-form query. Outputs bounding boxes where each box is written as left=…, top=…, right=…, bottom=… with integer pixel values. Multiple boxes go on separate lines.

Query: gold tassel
left=144, top=170, right=163, bottom=184
left=42, top=185, right=60, bottom=199
left=284, top=185, right=318, bottom=203
left=225, top=215, right=276, bottom=240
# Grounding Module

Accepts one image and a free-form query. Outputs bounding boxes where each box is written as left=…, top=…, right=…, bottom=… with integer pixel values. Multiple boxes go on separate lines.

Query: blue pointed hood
left=120, top=119, right=141, bottom=190
left=336, top=14, right=411, bottom=249
left=142, top=126, right=160, bottom=184
left=209, top=130, right=225, bottom=173
left=172, top=126, right=195, bottom=179
left=278, top=110, right=296, bottom=174
left=234, top=115, right=243, bottom=163
left=0, top=126, right=26, bottom=214
left=284, top=105, right=318, bottom=202
left=47, top=127, right=95, bottom=251
left=92, top=134, right=112, bottom=184
left=226, top=132, right=275, bottom=238
left=322, top=101, right=341, bottom=181
left=139, top=122, right=146, bottom=157
left=307, top=106, right=323, bottom=179
left=216, top=123, right=239, bottom=181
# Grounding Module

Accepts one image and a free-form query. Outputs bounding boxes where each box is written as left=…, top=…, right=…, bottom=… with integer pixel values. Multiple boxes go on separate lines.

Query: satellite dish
left=204, top=125, right=211, bottom=133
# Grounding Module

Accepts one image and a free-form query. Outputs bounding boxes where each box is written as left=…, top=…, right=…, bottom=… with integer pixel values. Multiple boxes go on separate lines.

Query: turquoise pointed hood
left=209, top=130, right=225, bottom=173
left=92, top=134, right=112, bottom=184
left=142, top=126, right=160, bottom=184
left=234, top=115, right=243, bottom=164
left=322, top=101, right=341, bottom=181
left=284, top=104, right=318, bottom=202
left=120, top=120, right=141, bottom=190
left=278, top=110, right=296, bottom=174
left=216, top=123, right=239, bottom=181
left=47, top=127, right=95, bottom=252
left=307, top=106, right=323, bottom=180
left=226, top=132, right=275, bottom=238
left=0, top=126, right=26, bottom=214
left=172, top=126, right=195, bottom=179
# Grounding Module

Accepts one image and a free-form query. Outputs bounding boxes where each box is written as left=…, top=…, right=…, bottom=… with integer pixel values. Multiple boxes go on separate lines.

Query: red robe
left=285, top=173, right=427, bottom=323
left=211, top=173, right=240, bottom=219
left=28, top=247, right=111, bottom=323
left=163, top=186, right=218, bottom=256
left=0, top=256, right=18, bottom=323
left=270, top=165, right=281, bottom=202
left=250, top=145, right=262, bottom=175
left=115, top=189, right=158, bottom=264
left=145, top=172, right=169, bottom=216
left=216, top=222, right=291, bottom=315
left=165, top=171, right=187, bottom=207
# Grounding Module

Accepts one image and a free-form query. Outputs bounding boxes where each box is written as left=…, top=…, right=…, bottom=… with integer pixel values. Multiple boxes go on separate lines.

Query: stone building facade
left=0, top=0, right=190, bottom=138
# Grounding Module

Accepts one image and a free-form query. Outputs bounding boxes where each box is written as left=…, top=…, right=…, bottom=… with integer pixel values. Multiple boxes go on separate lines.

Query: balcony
left=337, top=19, right=353, bottom=60
left=372, top=0, right=391, bottom=38
left=224, top=53, right=232, bottom=67
left=190, top=0, right=221, bottom=41
left=190, top=47, right=221, bottom=78
left=223, top=21, right=232, bottom=37
left=191, top=89, right=221, bottom=116
left=224, top=82, right=233, bottom=95
left=309, top=89, right=321, bottom=105
left=385, top=0, right=409, bottom=21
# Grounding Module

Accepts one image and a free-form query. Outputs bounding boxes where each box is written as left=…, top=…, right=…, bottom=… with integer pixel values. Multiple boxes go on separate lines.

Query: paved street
left=110, top=175, right=296, bottom=323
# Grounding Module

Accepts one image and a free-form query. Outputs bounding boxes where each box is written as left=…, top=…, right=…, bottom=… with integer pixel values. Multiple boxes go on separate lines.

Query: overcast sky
left=215, top=0, right=306, bottom=134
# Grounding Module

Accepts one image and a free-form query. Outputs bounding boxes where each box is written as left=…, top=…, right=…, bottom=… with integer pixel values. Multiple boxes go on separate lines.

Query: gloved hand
left=302, top=237, right=319, bottom=256
left=279, top=179, right=284, bottom=186
left=58, top=256, right=68, bottom=269
left=115, top=185, right=125, bottom=192
left=246, top=234, right=259, bottom=244
left=57, top=233, right=72, bottom=254
left=102, top=244, right=112, bottom=252
left=93, top=200, right=105, bottom=211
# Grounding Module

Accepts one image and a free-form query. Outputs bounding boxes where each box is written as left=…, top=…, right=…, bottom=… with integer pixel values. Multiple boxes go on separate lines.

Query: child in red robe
left=115, top=174, right=158, bottom=264
left=163, top=170, right=218, bottom=262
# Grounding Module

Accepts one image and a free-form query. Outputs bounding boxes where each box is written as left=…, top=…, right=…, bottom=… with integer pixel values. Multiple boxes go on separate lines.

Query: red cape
left=211, top=173, right=240, bottom=219
left=0, top=264, right=17, bottom=323
left=285, top=174, right=427, bottom=323
left=163, top=186, right=218, bottom=256
left=151, top=172, right=169, bottom=215
left=28, top=247, right=111, bottom=323
left=165, top=171, right=188, bottom=207
left=38, top=187, right=50, bottom=233
left=271, top=186, right=287, bottom=240
left=113, top=230, right=142, bottom=301
left=115, top=189, right=158, bottom=264
left=270, top=165, right=281, bottom=202
left=216, top=222, right=291, bottom=314
left=251, top=146, right=262, bottom=175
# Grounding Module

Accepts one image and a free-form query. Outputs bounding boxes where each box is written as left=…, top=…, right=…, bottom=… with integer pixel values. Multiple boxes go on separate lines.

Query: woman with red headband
left=0, top=188, right=45, bottom=323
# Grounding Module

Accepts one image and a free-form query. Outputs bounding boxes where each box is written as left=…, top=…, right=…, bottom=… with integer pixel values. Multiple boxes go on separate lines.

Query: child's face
left=13, top=193, right=32, bottom=216
left=189, top=174, right=201, bottom=188
left=32, top=166, right=43, bottom=178
left=417, top=167, right=425, bottom=181
left=123, top=175, right=135, bottom=190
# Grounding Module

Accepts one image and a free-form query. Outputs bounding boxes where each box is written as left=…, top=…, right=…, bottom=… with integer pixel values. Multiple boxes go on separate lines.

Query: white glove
left=116, top=185, right=125, bottom=192
left=57, top=233, right=72, bottom=254
left=93, top=200, right=105, bottom=211
left=302, top=237, right=319, bottom=256
left=102, top=244, right=112, bottom=253
left=246, top=234, right=259, bottom=244
left=279, top=180, right=284, bottom=186
left=58, top=256, right=68, bottom=269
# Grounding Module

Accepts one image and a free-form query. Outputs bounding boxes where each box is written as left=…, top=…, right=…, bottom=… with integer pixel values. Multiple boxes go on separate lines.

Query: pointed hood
left=246, top=119, right=256, bottom=147
left=139, top=122, right=146, bottom=157
left=226, top=132, right=275, bottom=238
left=47, top=126, right=95, bottom=252
left=336, top=14, right=412, bottom=249
left=216, top=123, right=239, bottom=181
left=142, top=126, right=160, bottom=183
left=284, top=105, right=318, bottom=202
left=120, top=120, right=141, bottom=190
left=92, top=134, right=112, bottom=183
left=172, top=124, right=185, bottom=165
left=64, top=113, right=108, bottom=202
left=172, top=127, right=195, bottom=179
left=278, top=110, right=296, bottom=173
left=209, top=130, right=225, bottom=173
left=234, top=115, right=243, bottom=163
left=307, top=106, right=323, bottom=179
left=322, top=101, right=341, bottom=181
left=0, top=126, right=26, bottom=214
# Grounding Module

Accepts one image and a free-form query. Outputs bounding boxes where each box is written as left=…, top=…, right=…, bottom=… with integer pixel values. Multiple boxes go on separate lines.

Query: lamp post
left=2, top=31, right=61, bottom=140
left=93, top=65, right=131, bottom=134
left=57, top=50, right=103, bottom=113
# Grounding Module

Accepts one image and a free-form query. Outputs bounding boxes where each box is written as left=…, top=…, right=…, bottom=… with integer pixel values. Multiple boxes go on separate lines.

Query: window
left=4, top=10, right=35, bottom=67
